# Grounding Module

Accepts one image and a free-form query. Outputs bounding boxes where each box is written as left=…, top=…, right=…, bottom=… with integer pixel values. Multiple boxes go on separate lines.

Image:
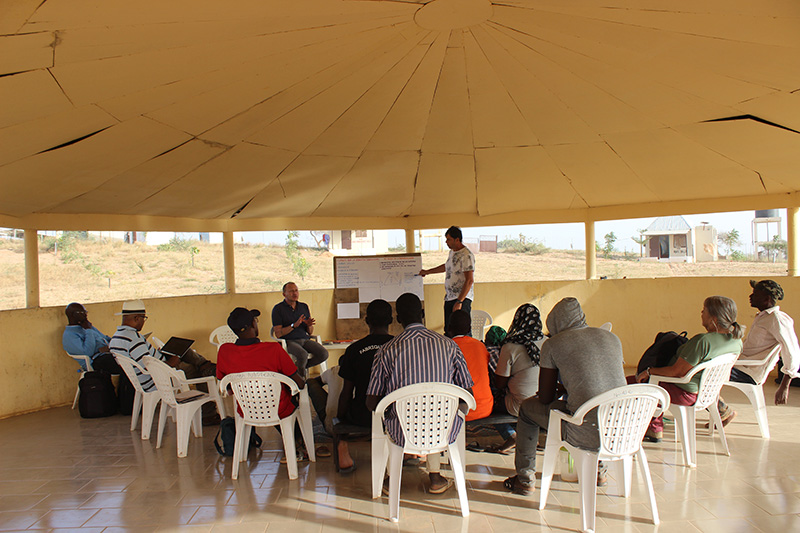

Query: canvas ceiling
left=1, top=0, right=800, bottom=232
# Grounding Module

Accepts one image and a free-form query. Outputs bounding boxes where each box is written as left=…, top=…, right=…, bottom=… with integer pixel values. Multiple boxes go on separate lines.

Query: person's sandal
left=503, top=475, right=534, bottom=496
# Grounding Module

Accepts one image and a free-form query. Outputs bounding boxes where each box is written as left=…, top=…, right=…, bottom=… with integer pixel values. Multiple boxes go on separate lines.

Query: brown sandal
left=503, top=475, right=534, bottom=496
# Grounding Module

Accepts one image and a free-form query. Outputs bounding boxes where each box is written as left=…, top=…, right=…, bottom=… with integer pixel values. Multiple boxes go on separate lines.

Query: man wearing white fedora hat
left=109, top=300, right=218, bottom=422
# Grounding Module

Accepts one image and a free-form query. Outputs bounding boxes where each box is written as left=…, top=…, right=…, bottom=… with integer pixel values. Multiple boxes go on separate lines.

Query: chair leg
left=130, top=391, right=143, bottom=432
left=686, top=409, right=698, bottom=467
left=707, top=405, right=729, bottom=456
left=448, top=443, right=470, bottom=517
left=746, top=386, right=770, bottom=439
left=609, top=457, right=631, bottom=498
left=575, top=451, right=599, bottom=533
left=372, top=434, right=389, bottom=499
left=538, top=431, right=561, bottom=510
left=141, top=395, right=159, bottom=440
left=671, top=407, right=694, bottom=467
left=232, top=418, right=245, bottom=480
left=637, top=447, right=659, bottom=525
left=156, top=402, right=169, bottom=449
left=387, top=443, right=404, bottom=522
left=297, top=391, right=316, bottom=462
left=72, top=384, right=80, bottom=410
left=279, top=415, right=299, bottom=480
left=176, top=407, right=193, bottom=458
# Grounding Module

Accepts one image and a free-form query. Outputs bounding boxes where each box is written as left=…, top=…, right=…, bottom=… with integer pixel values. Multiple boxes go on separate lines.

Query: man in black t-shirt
left=334, top=299, right=394, bottom=472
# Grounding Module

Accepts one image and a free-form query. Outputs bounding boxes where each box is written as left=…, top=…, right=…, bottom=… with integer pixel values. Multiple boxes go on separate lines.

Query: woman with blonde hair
left=635, top=295, right=744, bottom=442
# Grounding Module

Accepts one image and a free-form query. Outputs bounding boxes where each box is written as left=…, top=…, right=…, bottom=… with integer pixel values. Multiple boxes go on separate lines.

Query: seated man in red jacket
left=217, top=307, right=306, bottom=458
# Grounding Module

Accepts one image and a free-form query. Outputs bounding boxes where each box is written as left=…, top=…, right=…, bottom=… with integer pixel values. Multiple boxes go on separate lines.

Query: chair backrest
left=692, top=352, right=739, bottom=409
left=219, top=372, right=300, bottom=426
left=66, top=352, right=93, bottom=372
left=753, top=345, right=782, bottom=385
left=375, top=382, right=476, bottom=453
left=209, top=325, right=238, bottom=347
left=571, top=384, right=670, bottom=459
left=471, top=310, right=492, bottom=340
left=142, top=356, right=182, bottom=407
left=113, top=354, right=147, bottom=394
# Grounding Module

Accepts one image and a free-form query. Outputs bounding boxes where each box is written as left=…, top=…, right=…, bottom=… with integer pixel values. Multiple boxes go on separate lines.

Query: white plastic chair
left=650, top=352, right=738, bottom=467
left=113, top=355, right=163, bottom=440
left=471, top=310, right=492, bottom=340
left=218, top=372, right=316, bottom=480
left=66, top=352, right=93, bottom=409
left=539, top=384, right=670, bottom=533
left=722, top=345, right=781, bottom=439
left=271, top=331, right=328, bottom=374
left=142, top=356, right=225, bottom=458
left=371, top=382, right=476, bottom=522
left=209, top=325, right=238, bottom=348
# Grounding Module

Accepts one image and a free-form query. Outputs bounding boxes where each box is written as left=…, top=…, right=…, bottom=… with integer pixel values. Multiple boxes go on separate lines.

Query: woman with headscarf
left=485, top=303, right=544, bottom=453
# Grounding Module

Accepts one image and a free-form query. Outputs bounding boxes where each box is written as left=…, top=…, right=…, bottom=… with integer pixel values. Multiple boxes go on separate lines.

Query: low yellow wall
left=2, top=276, right=798, bottom=419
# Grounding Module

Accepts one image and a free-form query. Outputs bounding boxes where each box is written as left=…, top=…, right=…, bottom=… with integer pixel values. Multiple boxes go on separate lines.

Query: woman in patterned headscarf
left=485, top=304, right=545, bottom=454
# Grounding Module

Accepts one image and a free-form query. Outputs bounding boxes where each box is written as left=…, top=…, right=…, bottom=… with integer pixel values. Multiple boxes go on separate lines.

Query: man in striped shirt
left=108, top=300, right=214, bottom=394
left=367, top=293, right=474, bottom=494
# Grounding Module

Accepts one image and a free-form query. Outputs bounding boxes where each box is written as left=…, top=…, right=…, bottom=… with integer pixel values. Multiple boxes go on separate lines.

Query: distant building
left=328, top=230, right=389, bottom=255
left=642, top=216, right=694, bottom=262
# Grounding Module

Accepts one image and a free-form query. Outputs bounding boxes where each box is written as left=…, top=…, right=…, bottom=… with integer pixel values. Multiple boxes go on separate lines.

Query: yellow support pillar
left=223, top=231, right=236, bottom=294
left=788, top=207, right=799, bottom=277
left=24, top=228, right=40, bottom=308
left=585, top=221, right=596, bottom=280
left=405, top=228, right=416, bottom=253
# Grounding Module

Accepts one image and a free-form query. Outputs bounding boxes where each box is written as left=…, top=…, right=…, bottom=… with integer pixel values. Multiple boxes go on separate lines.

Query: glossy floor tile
left=1, top=379, right=799, bottom=531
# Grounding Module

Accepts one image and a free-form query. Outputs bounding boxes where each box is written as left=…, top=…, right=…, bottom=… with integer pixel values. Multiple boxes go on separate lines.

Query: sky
left=236, top=209, right=787, bottom=255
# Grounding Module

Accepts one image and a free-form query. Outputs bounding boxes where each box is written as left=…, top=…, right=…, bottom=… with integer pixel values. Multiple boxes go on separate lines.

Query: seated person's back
left=447, top=310, right=493, bottom=421
left=218, top=307, right=303, bottom=418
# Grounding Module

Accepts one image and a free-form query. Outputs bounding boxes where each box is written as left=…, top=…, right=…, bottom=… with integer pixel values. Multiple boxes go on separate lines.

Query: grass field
left=0, top=236, right=788, bottom=310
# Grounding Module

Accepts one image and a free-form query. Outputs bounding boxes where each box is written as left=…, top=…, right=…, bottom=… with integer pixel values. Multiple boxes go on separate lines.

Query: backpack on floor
left=78, top=371, right=118, bottom=418
left=214, top=417, right=263, bottom=456
left=637, top=331, right=689, bottom=374
left=117, top=372, right=136, bottom=415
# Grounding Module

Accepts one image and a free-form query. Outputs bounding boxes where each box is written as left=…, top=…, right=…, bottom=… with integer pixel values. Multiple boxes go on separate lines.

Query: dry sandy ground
left=0, top=239, right=787, bottom=310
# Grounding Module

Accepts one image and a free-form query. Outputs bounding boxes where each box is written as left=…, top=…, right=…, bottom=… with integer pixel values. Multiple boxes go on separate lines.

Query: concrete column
left=24, top=228, right=40, bottom=307
left=405, top=228, right=416, bottom=253
left=788, top=207, right=799, bottom=277
left=585, top=221, right=596, bottom=280
left=223, top=231, right=236, bottom=294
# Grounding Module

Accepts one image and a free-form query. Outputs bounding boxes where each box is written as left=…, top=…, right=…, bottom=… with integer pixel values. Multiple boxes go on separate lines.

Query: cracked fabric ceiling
left=1, top=0, right=799, bottom=231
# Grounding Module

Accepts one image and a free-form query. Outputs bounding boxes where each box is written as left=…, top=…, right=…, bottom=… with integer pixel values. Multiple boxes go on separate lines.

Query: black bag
left=214, top=417, right=263, bottom=456
left=637, top=331, right=689, bottom=374
left=117, top=373, right=136, bottom=415
left=78, top=371, right=118, bottom=418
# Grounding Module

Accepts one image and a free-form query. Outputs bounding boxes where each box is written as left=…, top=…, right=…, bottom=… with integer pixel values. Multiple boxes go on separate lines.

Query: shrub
left=498, top=236, right=549, bottom=255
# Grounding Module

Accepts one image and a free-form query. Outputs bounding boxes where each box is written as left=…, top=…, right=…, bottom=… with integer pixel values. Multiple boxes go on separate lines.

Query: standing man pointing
left=419, top=226, right=475, bottom=333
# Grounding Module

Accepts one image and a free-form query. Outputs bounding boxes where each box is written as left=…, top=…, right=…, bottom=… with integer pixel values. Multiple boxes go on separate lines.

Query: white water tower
left=752, top=209, right=781, bottom=259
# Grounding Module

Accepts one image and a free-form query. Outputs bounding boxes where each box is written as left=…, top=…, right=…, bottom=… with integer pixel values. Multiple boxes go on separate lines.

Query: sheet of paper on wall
left=358, top=286, right=381, bottom=303
left=337, top=302, right=361, bottom=320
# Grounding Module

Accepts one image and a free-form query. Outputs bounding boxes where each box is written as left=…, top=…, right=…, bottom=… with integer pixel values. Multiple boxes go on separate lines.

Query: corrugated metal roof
left=643, top=216, right=692, bottom=235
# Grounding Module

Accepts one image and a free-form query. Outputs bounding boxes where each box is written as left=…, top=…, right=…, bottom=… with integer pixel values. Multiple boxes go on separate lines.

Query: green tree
left=285, top=231, right=311, bottom=279
left=760, top=235, right=787, bottom=262
left=602, top=232, right=617, bottom=259
left=718, top=229, right=741, bottom=259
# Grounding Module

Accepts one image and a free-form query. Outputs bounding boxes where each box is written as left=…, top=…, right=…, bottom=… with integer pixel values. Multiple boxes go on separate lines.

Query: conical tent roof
left=1, top=0, right=800, bottom=231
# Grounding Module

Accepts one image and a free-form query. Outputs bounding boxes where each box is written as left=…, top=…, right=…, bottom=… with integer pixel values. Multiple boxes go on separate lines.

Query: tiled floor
left=2, top=380, right=800, bottom=532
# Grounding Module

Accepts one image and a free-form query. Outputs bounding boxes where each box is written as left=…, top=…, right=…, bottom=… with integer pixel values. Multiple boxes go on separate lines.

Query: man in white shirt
left=419, top=226, right=475, bottom=332
left=719, top=279, right=800, bottom=424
